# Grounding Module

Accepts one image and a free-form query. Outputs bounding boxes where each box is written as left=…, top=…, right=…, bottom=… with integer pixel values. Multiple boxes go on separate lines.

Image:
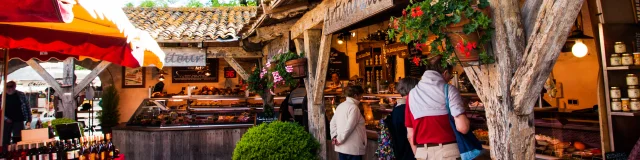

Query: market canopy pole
left=462, top=0, right=585, bottom=159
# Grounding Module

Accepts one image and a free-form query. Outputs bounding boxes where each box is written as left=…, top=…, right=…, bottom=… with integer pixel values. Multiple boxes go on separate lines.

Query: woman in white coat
left=330, top=86, right=366, bottom=160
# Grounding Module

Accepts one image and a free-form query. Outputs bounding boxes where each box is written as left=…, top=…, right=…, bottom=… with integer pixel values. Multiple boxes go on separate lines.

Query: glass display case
left=324, top=94, right=401, bottom=132
left=126, top=95, right=275, bottom=128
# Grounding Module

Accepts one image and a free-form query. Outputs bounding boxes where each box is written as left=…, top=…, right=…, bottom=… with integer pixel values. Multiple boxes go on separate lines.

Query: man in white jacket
left=330, top=86, right=366, bottom=160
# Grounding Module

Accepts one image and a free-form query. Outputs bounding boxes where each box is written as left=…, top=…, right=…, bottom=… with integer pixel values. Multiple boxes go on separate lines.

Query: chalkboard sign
left=171, top=58, right=219, bottom=83
left=327, top=48, right=350, bottom=80
left=255, top=111, right=279, bottom=125
left=404, top=56, right=426, bottom=78
left=224, top=67, right=237, bottom=78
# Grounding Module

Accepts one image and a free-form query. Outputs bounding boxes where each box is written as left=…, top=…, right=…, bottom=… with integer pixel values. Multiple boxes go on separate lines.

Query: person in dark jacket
left=389, top=77, right=419, bottom=160
left=2, top=81, right=31, bottom=147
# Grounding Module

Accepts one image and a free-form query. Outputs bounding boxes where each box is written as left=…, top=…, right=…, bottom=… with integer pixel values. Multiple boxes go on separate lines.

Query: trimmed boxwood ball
left=233, top=121, right=319, bottom=160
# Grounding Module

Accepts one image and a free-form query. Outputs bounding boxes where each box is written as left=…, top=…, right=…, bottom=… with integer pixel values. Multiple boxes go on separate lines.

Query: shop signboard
left=255, top=111, right=279, bottom=125
left=384, top=43, right=409, bottom=57
left=163, top=49, right=207, bottom=67
left=327, top=48, right=350, bottom=80
left=324, top=0, right=395, bottom=34
left=171, top=58, right=219, bottom=83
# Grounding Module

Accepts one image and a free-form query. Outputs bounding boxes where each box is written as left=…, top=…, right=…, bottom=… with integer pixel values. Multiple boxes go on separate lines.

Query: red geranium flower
left=410, top=7, right=423, bottom=18
left=393, top=19, right=399, bottom=29
left=412, top=56, right=421, bottom=66
left=402, top=10, right=407, bottom=17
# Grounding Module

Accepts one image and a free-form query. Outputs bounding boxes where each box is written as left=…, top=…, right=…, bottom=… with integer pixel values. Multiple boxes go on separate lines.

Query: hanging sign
left=324, top=0, right=395, bottom=34
left=224, top=67, right=237, bottom=78
left=327, top=48, right=350, bottom=80
left=384, top=43, right=408, bottom=56
left=163, top=50, right=206, bottom=67
left=171, top=59, right=219, bottom=83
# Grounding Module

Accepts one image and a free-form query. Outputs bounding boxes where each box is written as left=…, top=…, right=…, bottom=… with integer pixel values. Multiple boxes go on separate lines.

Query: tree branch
left=510, top=0, right=584, bottom=115
left=522, top=0, right=543, bottom=42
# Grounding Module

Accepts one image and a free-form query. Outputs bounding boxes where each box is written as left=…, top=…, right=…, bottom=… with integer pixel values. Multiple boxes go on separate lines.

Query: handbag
left=444, top=84, right=484, bottom=160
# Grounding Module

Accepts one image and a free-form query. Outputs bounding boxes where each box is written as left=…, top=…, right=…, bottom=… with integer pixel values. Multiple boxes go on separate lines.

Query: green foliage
left=210, top=0, right=257, bottom=7
left=139, top=0, right=159, bottom=7
left=186, top=0, right=204, bottom=7
left=125, top=2, right=134, bottom=7
left=97, top=86, right=120, bottom=133
left=247, top=51, right=305, bottom=94
left=390, top=0, right=495, bottom=65
left=233, top=121, right=319, bottom=160
left=43, top=118, right=84, bottom=136
left=74, top=65, right=88, bottom=71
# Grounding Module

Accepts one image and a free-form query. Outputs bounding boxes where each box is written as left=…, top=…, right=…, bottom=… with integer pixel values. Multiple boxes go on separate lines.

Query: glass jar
left=632, top=99, right=640, bottom=111
left=629, top=86, right=640, bottom=98
left=610, top=54, right=622, bottom=66
left=622, top=53, right=634, bottom=66
left=622, top=98, right=631, bottom=112
left=612, top=98, right=622, bottom=111
left=615, top=41, right=627, bottom=53
left=628, top=74, right=639, bottom=86
left=610, top=87, right=622, bottom=98
left=634, top=52, right=640, bottom=65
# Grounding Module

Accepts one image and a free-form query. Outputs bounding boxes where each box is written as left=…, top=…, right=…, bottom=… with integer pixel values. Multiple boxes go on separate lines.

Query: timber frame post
left=26, top=59, right=111, bottom=120
left=301, top=29, right=332, bottom=160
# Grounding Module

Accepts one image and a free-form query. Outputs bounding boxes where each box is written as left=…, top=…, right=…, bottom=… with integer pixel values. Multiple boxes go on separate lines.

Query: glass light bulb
left=351, top=32, right=356, bottom=37
left=572, top=40, right=588, bottom=58
left=337, top=39, right=344, bottom=44
left=205, top=72, right=211, bottom=76
left=158, top=75, right=165, bottom=81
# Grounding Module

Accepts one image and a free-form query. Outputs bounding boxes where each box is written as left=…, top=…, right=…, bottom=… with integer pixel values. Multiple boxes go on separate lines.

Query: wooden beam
left=293, top=38, right=304, bottom=54
left=290, top=0, right=333, bottom=39
left=311, top=34, right=332, bottom=104
left=26, top=60, right=62, bottom=97
left=74, top=61, right=110, bottom=95
left=162, top=47, right=262, bottom=59
left=302, top=29, right=327, bottom=160
left=60, top=58, right=76, bottom=120
left=252, top=20, right=297, bottom=43
left=265, top=2, right=308, bottom=14
left=223, top=57, right=250, bottom=80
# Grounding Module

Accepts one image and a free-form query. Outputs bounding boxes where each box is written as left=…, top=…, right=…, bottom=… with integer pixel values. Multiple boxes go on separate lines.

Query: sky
left=118, top=0, right=233, bottom=7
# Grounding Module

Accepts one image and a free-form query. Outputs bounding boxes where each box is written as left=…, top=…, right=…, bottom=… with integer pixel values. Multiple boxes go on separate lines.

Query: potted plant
left=247, top=51, right=305, bottom=116
left=233, top=121, right=320, bottom=160
left=97, top=86, right=120, bottom=134
left=390, top=0, right=494, bottom=66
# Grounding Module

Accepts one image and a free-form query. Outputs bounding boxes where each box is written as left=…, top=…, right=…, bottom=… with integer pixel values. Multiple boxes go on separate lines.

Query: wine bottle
left=20, top=144, right=28, bottom=160
left=106, top=134, right=115, bottom=160
left=97, top=136, right=105, bottom=160
left=27, top=143, right=36, bottom=160
left=72, top=138, right=80, bottom=160
left=48, top=141, right=57, bottom=160
left=82, top=137, right=91, bottom=160
left=89, top=137, right=97, bottom=160
left=35, top=119, right=42, bottom=129
left=38, top=143, right=47, bottom=160
left=4, top=144, right=12, bottom=160
left=77, top=138, right=84, bottom=160
left=67, top=139, right=76, bottom=160
left=58, top=141, right=67, bottom=160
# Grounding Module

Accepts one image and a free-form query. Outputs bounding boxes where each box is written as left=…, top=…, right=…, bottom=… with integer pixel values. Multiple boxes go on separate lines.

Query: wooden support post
left=293, top=38, right=304, bottom=56
left=303, top=29, right=331, bottom=160
left=223, top=57, right=250, bottom=80
left=60, top=58, right=76, bottom=120
left=1, top=49, right=8, bottom=145
left=74, top=61, right=110, bottom=95
left=26, top=60, right=62, bottom=97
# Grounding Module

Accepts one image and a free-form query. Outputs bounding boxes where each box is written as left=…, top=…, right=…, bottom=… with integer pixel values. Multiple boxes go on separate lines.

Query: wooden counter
left=112, top=125, right=251, bottom=160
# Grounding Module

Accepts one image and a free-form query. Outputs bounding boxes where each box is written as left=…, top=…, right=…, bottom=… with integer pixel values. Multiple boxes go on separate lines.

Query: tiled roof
left=124, top=7, right=257, bottom=42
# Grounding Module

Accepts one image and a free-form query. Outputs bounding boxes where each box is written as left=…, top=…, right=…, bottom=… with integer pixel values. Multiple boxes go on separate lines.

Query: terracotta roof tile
left=124, top=7, right=257, bottom=42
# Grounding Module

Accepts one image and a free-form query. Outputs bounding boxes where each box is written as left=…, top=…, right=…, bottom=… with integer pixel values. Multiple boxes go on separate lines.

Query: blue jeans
left=338, top=153, right=363, bottom=160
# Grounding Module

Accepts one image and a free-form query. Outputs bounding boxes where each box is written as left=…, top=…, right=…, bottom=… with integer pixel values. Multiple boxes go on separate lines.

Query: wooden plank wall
left=113, top=128, right=248, bottom=160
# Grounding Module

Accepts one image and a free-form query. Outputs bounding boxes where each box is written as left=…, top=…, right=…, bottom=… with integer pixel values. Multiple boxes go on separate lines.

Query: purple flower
left=285, top=65, right=294, bottom=73
left=272, top=71, right=283, bottom=83
left=265, top=61, right=271, bottom=68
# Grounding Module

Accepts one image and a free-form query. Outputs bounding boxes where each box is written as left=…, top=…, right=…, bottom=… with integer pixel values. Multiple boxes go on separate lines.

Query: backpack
left=375, top=114, right=395, bottom=160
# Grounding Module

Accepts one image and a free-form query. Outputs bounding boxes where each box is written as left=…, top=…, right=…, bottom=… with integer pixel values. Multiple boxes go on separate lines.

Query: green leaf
left=477, top=13, right=492, bottom=29
left=452, top=14, right=461, bottom=23
left=479, top=0, right=490, bottom=8
left=463, top=22, right=479, bottom=34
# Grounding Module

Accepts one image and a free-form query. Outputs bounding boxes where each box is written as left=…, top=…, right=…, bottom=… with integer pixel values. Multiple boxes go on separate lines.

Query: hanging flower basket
left=285, top=58, right=307, bottom=79
left=447, top=30, right=481, bottom=63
